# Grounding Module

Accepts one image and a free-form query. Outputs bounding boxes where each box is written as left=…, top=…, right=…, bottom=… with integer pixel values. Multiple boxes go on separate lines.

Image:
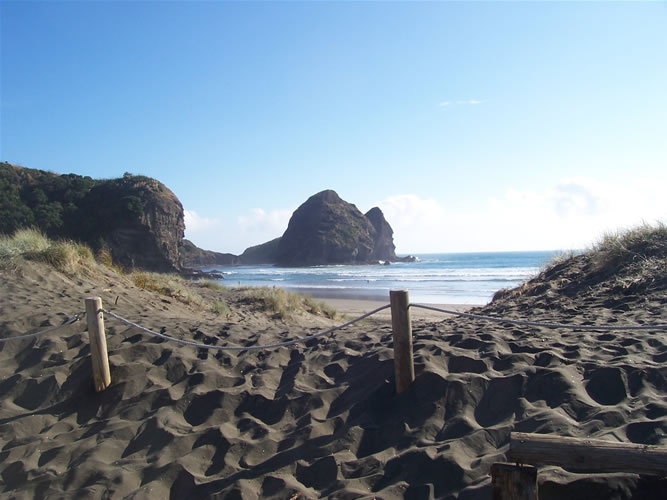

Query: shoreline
left=318, top=296, right=474, bottom=321
left=288, top=286, right=479, bottom=320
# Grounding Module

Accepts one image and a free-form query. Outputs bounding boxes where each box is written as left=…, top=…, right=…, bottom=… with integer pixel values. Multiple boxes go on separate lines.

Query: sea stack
left=259, top=190, right=398, bottom=266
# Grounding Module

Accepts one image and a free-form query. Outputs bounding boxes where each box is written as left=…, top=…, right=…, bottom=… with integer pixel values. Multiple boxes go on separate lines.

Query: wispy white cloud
left=238, top=207, right=292, bottom=236
left=438, top=99, right=483, bottom=109
left=184, top=207, right=292, bottom=255
left=377, top=178, right=666, bottom=253
left=184, top=209, right=220, bottom=234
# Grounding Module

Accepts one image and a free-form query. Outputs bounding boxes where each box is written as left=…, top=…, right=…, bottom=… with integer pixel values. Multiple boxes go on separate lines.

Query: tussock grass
left=210, top=300, right=231, bottom=317
left=239, top=286, right=336, bottom=320
left=588, top=222, right=667, bottom=291
left=0, top=228, right=96, bottom=274
left=1, top=230, right=335, bottom=320
left=591, top=222, right=667, bottom=267
left=492, top=222, right=667, bottom=303
left=130, top=272, right=232, bottom=316
left=199, top=279, right=227, bottom=292
left=131, top=272, right=207, bottom=307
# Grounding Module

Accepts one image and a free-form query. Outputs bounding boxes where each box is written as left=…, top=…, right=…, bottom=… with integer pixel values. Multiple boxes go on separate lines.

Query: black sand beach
left=1, top=229, right=666, bottom=499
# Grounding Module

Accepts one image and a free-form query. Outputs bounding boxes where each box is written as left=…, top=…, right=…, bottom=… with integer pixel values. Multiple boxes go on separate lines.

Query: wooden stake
left=491, top=463, right=538, bottom=500
left=85, top=297, right=111, bottom=392
left=390, top=289, right=415, bottom=393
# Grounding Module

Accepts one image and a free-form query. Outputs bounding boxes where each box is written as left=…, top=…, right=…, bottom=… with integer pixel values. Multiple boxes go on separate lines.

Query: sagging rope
left=101, top=304, right=391, bottom=351
left=0, top=313, right=85, bottom=343
left=410, top=304, right=667, bottom=331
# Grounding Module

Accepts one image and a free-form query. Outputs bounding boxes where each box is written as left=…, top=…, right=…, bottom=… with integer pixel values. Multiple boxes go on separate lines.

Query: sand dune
left=1, top=245, right=666, bottom=498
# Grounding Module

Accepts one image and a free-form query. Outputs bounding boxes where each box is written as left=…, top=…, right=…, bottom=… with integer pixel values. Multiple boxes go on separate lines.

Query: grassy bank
left=0, top=228, right=336, bottom=321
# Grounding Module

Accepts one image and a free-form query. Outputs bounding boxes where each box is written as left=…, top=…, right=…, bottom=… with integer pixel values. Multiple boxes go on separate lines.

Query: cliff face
left=103, top=177, right=185, bottom=272
left=0, top=163, right=185, bottom=272
left=274, top=190, right=376, bottom=266
left=241, top=190, right=399, bottom=267
left=365, top=206, right=398, bottom=262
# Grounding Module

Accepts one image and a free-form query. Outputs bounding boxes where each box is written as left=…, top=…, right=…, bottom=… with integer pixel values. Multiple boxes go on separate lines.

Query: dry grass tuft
left=130, top=272, right=231, bottom=317
left=198, top=279, right=227, bottom=292
left=239, top=286, right=336, bottom=320
left=491, top=222, right=667, bottom=304
left=0, top=228, right=96, bottom=275
left=210, top=300, right=231, bottom=317
left=592, top=222, right=667, bottom=268
left=131, top=272, right=207, bottom=306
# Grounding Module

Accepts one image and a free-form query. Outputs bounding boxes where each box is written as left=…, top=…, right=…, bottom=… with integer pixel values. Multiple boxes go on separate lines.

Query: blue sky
left=2, top=1, right=666, bottom=254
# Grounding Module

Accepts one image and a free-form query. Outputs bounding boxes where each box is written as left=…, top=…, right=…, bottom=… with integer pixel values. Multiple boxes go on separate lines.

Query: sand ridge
left=1, top=257, right=666, bottom=499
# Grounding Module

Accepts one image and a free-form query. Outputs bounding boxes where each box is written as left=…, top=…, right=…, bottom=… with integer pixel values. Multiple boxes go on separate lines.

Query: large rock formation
left=241, top=190, right=400, bottom=266
left=99, top=176, right=185, bottom=272
left=365, top=206, right=397, bottom=262
left=274, top=190, right=377, bottom=266
left=0, top=163, right=185, bottom=272
left=1, top=163, right=408, bottom=270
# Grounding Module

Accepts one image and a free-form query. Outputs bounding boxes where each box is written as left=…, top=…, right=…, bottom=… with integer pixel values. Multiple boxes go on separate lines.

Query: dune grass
left=130, top=272, right=234, bottom=317
left=131, top=271, right=206, bottom=306
left=239, top=286, right=336, bottom=320
left=588, top=222, right=667, bottom=291
left=210, top=300, right=231, bottom=316
left=198, top=279, right=227, bottom=292
left=592, top=222, right=666, bottom=266
left=0, top=228, right=95, bottom=274
left=0, top=230, right=335, bottom=320
left=492, top=222, right=667, bottom=303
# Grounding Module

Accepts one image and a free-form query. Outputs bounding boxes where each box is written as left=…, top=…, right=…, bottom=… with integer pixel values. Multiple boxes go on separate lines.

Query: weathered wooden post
left=85, top=297, right=111, bottom=392
left=510, top=432, right=667, bottom=476
left=490, top=463, right=538, bottom=500
left=390, top=289, right=415, bottom=393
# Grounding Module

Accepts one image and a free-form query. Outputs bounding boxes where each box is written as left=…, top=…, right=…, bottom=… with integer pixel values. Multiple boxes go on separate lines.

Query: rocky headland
left=241, top=189, right=413, bottom=266
left=1, top=163, right=413, bottom=271
left=1, top=163, right=184, bottom=272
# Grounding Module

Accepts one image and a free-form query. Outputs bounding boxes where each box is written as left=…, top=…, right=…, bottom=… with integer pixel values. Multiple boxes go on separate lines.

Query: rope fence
left=0, top=313, right=84, bottom=343
left=3, top=291, right=665, bottom=496
left=2, top=289, right=666, bottom=394
left=102, top=304, right=391, bottom=351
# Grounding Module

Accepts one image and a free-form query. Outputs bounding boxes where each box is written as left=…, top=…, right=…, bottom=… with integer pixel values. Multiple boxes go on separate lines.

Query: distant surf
left=205, top=251, right=559, bottom=305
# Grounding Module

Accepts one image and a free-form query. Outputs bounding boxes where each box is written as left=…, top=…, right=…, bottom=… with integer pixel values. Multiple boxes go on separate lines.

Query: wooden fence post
left=390, top=290, right=415, bottom=393
left=491, top=463, right=538, bottom=500
left=85, top=297, right=111, bottom=392
left=509, top=432, right=667, bottom=476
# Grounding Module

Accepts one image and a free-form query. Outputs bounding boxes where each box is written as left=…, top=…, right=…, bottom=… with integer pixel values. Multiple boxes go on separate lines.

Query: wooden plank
left=510, top=432, right=667, bottom=476
left=491, top=462, right=538, bottom=500
left=85, top=296, right=111, bottom=392
left=390, top=289, right=415, bottom=394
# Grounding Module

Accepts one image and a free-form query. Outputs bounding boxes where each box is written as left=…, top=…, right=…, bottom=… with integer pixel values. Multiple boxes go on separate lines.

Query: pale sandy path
left=319, top=296, right=475, bottom=321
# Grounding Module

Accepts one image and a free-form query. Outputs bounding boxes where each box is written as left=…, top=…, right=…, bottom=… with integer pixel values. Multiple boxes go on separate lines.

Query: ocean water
left=205, top=251, right=559, bottom=305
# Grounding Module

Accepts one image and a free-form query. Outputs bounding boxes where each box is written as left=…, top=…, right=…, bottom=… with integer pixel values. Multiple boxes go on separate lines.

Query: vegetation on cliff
left=2, top=164, right=404, bottom=270
left=0, top=162, right=184, bottom=271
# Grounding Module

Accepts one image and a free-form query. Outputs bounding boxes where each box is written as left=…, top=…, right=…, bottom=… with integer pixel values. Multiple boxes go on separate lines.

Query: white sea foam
left=205, top=251, right=556, bottom=305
